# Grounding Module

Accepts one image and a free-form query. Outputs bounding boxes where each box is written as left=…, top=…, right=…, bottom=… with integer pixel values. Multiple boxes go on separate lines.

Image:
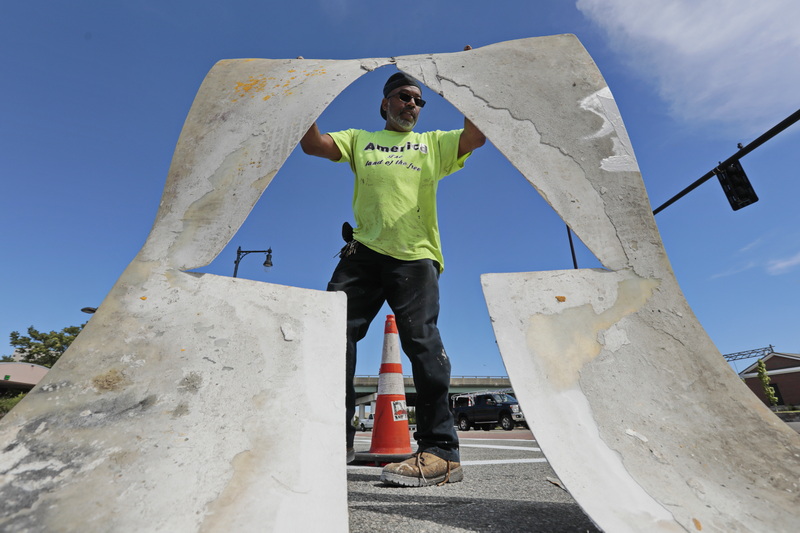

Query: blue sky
left=2, top=1, right=798, bottom=377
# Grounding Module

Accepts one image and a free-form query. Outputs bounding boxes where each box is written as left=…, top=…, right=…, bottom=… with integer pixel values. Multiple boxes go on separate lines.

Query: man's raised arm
left=458, top=118, right=486, bottom=158
left=300, top=123, right=342, bottom=161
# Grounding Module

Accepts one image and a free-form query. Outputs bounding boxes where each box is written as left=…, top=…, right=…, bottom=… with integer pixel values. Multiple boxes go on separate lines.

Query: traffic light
left=715, top=159, right=758, bottom=211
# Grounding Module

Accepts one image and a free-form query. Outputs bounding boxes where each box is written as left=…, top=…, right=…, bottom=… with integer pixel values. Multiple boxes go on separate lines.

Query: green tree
left=0, top=393, right=26, bottom=417
left=8, top=324, right=85, bottom=368
left=756, top=359, right=779, bottom=406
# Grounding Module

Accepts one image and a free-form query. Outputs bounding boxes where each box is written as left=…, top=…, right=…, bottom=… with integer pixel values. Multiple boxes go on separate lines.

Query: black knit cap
left=380, top=72, right=421, bottom=119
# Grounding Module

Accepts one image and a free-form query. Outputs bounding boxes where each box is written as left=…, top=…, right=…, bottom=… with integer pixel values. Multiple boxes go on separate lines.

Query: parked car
left=358, top=414, right=374, bottom=432
left=451, top=390, right=526, bottom=431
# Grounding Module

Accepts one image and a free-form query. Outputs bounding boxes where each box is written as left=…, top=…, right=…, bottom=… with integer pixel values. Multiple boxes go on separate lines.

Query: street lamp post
left=233, top=246, right=273, bottom=278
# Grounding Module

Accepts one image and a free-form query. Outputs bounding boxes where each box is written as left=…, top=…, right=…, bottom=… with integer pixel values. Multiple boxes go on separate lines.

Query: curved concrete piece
left=140, top=56, right=390, bottom=271
left=0, top=273, right=347, bottom=532
left=1, top=36, right=797, bottom=532
left=463, top=38, right=800, bottom=531
left=0, top=57, right=377, bottom=531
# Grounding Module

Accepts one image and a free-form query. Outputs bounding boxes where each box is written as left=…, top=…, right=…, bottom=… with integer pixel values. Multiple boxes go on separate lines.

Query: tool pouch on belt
left=338, top=221, right=358, bottom=258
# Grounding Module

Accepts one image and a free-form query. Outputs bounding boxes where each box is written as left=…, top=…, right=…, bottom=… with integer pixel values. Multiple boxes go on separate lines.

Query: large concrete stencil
left=0, top=56, right=367, bottom=531
left=463, top=37, right=800, bottom=532
left=1, top=36, right=797, bottom=532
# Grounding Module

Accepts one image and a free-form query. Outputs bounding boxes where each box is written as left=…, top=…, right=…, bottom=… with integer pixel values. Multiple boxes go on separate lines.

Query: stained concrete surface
left=0, top=275, right=348, bottom=532
left=0, top=54, right=366, bottom=532
left=473, top=35, right=800, bottom=532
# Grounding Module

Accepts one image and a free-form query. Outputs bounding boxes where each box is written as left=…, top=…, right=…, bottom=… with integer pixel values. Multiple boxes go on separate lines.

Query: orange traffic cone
left=360, top=315, right=412, bottom=462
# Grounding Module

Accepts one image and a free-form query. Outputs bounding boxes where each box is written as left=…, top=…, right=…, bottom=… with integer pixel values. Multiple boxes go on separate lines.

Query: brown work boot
left=380, top=451, right=463, bottom=487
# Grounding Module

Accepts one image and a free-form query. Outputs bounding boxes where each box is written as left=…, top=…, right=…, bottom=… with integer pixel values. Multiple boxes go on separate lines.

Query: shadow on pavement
left=348, top=480, right=600, bottom=533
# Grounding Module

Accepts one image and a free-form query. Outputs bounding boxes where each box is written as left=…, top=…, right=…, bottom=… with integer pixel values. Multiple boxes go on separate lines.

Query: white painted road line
left=347, top=457, right=548, bottom=472
left=348, top=465, right=383, bottom=472
left=353, top=440, right=540, bottom=452
left=460, top=443, right=541, bottom=452
left=459, top=438, right=537, bottom=443
left=463, top=458, right=549, bottom=466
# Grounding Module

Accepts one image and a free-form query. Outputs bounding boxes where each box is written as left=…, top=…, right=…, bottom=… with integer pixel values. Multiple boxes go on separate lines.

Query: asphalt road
left=347, top=429, right=599, bottom=533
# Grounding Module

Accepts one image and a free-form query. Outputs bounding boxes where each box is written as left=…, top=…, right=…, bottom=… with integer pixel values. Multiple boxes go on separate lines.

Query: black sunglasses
left=392, top=92, right=426, bottom=108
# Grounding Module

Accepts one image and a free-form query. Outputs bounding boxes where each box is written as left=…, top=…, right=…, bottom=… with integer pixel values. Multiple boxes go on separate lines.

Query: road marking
left=463, top=458, right=549, bottom=465
left=460, top=443, right=541, bottom=452
left=353, top=438, right=540, bottom=452
left=348, top=465, right=383, bottom=472
left=459, top=437, right=537, bottom=443
left=347, top=457, right=549, bottom=472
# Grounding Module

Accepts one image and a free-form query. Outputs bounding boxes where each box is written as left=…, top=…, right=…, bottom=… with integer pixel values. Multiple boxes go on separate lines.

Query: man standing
left=300, top=72, right=485, bottom=487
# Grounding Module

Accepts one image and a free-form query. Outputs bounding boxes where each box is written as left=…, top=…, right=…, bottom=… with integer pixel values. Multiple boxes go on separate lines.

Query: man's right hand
left=300, top=123, right=342, bottom=161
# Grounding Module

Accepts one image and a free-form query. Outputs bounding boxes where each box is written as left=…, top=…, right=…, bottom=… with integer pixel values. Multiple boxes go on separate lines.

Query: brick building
left=739, top=352, right=800, bottom=407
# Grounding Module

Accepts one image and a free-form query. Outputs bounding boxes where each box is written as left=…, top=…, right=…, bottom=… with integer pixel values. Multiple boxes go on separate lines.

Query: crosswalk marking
left=463, top=458, right=548, bottom=465
left=460, top=443, right=540, bottom=452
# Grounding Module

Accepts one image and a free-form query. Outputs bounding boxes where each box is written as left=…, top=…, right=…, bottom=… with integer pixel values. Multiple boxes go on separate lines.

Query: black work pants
left=327, top=243, right=460, bottom=462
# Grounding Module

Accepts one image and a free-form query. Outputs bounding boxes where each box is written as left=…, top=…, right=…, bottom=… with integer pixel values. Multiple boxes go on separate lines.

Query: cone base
left=351, top=451, right=413, bottom=466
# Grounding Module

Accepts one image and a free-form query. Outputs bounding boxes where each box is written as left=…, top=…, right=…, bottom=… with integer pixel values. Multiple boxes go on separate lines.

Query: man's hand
left=300, top=123, right=342, bottom=161
left=456, top=45, right=485, bottom=157
left=458, top=118, right=486, bottom=158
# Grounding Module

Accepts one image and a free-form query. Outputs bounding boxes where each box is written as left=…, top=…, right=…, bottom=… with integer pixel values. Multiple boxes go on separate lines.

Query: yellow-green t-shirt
left=328, top=128, right=469, bottom=271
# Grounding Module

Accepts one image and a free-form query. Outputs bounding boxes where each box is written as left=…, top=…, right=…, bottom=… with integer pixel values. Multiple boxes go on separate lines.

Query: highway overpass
left=353, top=375, right=513, bottom=409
